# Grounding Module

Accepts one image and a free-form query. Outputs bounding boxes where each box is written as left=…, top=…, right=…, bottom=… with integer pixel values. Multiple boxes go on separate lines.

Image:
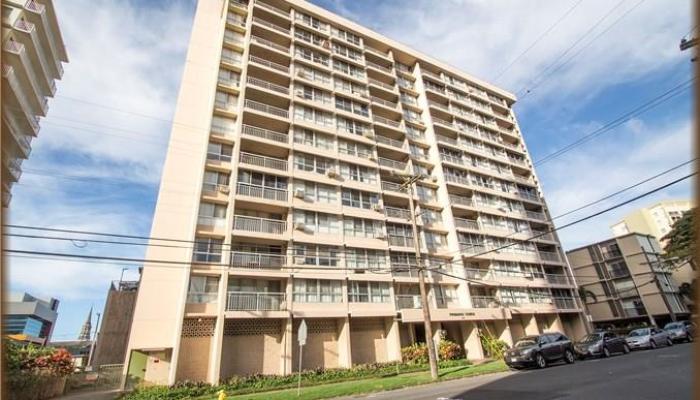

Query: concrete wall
left=221, top=333, right=282, bottom=377
left=176, top=337, right=212, bottom=382
left=350, top=318, right=388, bottom=365
left=93, top=288, right=137, bottom=367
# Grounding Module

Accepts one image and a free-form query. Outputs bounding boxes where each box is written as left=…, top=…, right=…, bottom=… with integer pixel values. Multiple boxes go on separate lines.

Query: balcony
left=244, top=99, right=289, bottom=118
left=368, top=78, right=396, bottom=92
left=365, top=46, right=391, bottom=60
left=248, top=54, right=289, bottom=73
left=250, top=35, right=289, bottom=54
left=3, top=154, right=22, bottom=182
left=366, top=61, right=393, bottom=75
left=454, top=218, right=479, bottom=230
left=370, top=96, right=398, bottom=110
left=231, top=252, right=286, bottom=269
left=254, top=1, right=290, bottom=18
left=241, top=124, right=288, bottom=143
left=514, top=190, right=540, bottom=203
left=525, top=210, right=546, bottom=221
left=539, top=251, right=561, bottom=263
left=396, top=295, right=422, bottom=309
left=214, top=99, right=237, bottom=115
left=226, top=291, right=286, bottom=311
left=471, top=296, right=499, bottom=308
left=378, top=157, right=407, bottom=171
left=444, top=174, right=470, bottom=186
left=381, top=181, right=407, bottom=193
left=373, top=115, right=402, bottom=129
left=375, top=135, right=405, bottom=149
left=239, top=152, right=288, bottom=171
left=553, top=297, right=577, bottom=310
left=440, top=154, right=464, bottom=166
left=218, top=75, right=240, bottom=89
left=422, top=70, right=442, bottom=81
left=197, top=216, right=227, bottom=230
left=233, top=215, right=287, bottom=234
left=389, top=236, right=413, bottom=247
left=251, top=17, right=290, bottom=36
left=545, top=274, right=571, bottom=285
left=385, top=206, right=411, bottom=220
left=210, top=122, right=235, bottom=139
left=224, top=32, right=245, bottom=47
left=236, top=182, right=287, bottom=201
left=449, top=194, right=473, bottom=207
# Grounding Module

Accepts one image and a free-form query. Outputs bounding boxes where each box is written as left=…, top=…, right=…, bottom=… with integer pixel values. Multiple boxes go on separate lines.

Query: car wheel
left=602, top=347, right=611, bottom=358
left=687, top=334, right=694, bottom=343
left=623, top=344, right=631, bottom=354
left=650, top=340, right=657, bottom=349
left=564, top=349, right=575, bottom=364
left=667, top=337, right=674, bottom=346
left=535, top=353, right=547, bottom=369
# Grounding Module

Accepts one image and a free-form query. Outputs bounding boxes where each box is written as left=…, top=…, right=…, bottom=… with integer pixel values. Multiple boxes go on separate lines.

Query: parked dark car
left=574, top=331, right=630, bottom=359
left=664, top=320, right=696, bottom=342
left=504, top=332, right=576, bottom=369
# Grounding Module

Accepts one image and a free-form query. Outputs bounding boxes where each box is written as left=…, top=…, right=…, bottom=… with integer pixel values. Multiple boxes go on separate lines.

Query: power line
left=493, top=0, right=584, bottom=82
left=533, top=77, right=693, bottom=166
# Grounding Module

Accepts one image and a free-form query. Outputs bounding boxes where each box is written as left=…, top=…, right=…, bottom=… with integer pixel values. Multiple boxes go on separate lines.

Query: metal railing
left=539, top=251, right=561, bottom=263
left=545, top=274, right=570, bottom=285
left=227, top=291, right=286, bottom=311
left=244, top=99, right=289, bottom=118
left=532, top=230, right=555, bottom=241
left=471, top=296, right=498, bottom=308
left=251, top=17, right=290, bottom=34
left=444, top=174, right=470, bottom=186
left=440, top=154, right=464, bottom=165
left=385, top=206, right=411, bottom=220
left=514, top=191, right=540, bottom=202
left=375, top=135, right=405, bottom=149
left=422, top=70, right=442, bottom=80
left=373, top=115, right=402, bottom=128
left=381, top=181, right=407, bottom=193
left=236, top=182, right=287, bottom=201
left=454, top=218, right=479, bottom=230
left=248, top=55, right=289, bottom=73
left=370, top=96, right=397, bottom=109
left=366, top=61, right=393, bottom=74
left=254, top=1, right=289, bottom=18
left=553, top=297, right=577, bottom=310
left=233, top=215, right=287, bottom=234
left=239, top=152, right=288, bottom=171
left=368, top=78, right=395, bottom=91
left=241, top=124, right=288, bottom=143
left=218, top=76, right=240, bottom=88
left=378, top=157, right=407, bottom=170
left=231, top=252, right=286, bottom=269
left=396, top=295, right=422, bottom=309
left=449, top=194, right=473, bottom=207
left=250, top=35, right=289, bottom=53
left=365, top=46, right=390, bottom=59
left=247, top=76, right=289, bottom=94
left=525, top=210, right=546, bottom=221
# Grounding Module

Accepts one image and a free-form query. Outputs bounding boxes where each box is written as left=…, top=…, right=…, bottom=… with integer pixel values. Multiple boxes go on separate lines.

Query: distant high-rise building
left=125, top=0, right=586, bottom=386
left=566, top=233, right=689, bottom=329
left=3, top=292, right=59, bottom=344
left=1, top=0, right=69, bottom=207
left=78, top=306, right=93, bottom=341
left=611, top=199, right=693, bottom=244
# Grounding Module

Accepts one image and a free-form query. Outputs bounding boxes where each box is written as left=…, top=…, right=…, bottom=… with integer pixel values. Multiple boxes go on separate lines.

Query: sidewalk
left=55, top=389, right=122, bottom=400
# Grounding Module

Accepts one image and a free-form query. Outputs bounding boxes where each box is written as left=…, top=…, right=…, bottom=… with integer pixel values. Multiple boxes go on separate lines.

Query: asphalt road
left=346, top=342, right=693, bottom=400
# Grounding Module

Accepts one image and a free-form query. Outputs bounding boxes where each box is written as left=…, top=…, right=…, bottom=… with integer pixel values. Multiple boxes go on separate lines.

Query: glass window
left=187, top=276, right=219, bottom=303
left=193, top=237, right=223, bottom=263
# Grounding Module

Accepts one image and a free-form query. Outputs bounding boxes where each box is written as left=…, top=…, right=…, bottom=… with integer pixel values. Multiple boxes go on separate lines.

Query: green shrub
left=479, top=332, right=508, bottom=360
left=438, top=340, right=464, bottom=360
left=400, top=343, right=428, bottom=364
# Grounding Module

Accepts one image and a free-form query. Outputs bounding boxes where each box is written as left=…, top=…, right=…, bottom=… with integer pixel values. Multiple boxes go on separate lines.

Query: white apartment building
left=124, top=0, right=587, bottom=386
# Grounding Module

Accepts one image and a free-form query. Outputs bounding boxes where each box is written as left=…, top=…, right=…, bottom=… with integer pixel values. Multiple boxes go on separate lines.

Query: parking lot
left=347, top=342, right=693, bottom=400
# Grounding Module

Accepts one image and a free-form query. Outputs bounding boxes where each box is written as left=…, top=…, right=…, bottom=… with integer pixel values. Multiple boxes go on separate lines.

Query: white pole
left=297, top=343, right=303, bottom=396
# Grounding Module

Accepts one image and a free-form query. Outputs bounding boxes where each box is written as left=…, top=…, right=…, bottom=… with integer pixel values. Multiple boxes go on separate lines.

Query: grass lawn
left=200, top=360, right=508, bottom=400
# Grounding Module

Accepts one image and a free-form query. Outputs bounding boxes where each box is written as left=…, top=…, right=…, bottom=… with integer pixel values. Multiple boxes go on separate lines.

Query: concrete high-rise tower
left=78, top=306, right=92, bottom=341
left=124, top=0, right=587, bottom=386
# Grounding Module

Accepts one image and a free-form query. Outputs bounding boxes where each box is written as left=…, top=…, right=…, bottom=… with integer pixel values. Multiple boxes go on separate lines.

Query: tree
left=661, top=209, right=696, bottom=270
left=577, top=286, right=597, bottom=329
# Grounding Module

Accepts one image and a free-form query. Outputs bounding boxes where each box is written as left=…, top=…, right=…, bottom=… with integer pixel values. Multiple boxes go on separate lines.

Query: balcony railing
left=444, top=174, right=470, bottom=186
left=255, top=1, right=289, bottom=18
left=385, top=206, right=411, bottom=220
left=227, top=291, right=286, bottom=311
left=396, top=295, right=422, bottom=309
left=244, top=99, right=289, bottom=118
left=514, top=190, right=540, bottom=202
left=252, top=17, right=290, bottom=35
left=233, top=215, right=287, bottom=234
left=368, top=78, right=395, bottom=91
left=250, top=35, right=289, bottom=53
left=375, top=135, right=405, bottom=149
left=471, top=296, right=499, bottom=308
left=239, top=152, right=288, bottom=171
left=226, top=17, right=246, bottom=29
left=218, top=76, right=240, bottom=88
left=373, top=115, right=402, bottom=128
left=525, top=210, right=546, bottom=221
left=389, top=236, right=413, bottom=247
left=247, top=76, right=289, bottom=94
left=440, top=154, right=464, bottom=165
left=248, top=55, right=289, bottom=73
left=539, top=251, right=561, bottom=263
left=545, top=274, right=570, bottom=285
left=236, top=182, right=287, bottom=201
left=381, top=181, right=407, bottom=193
left=553, top=297, right=577, bottom=310
left=365, top=46, right=390, bottom=59
left=449, top=194, right=473, bottom=207
left=241, top=124, right=288, bottom=143
left=378, top=157, right=407, bottom=171
left=532, top=230, right=555, bottom=241
left=370, top=96, right=398, bottom=109
left=366, top=61, right=393, bottom=74
left=231, top=252, right=286, bottom=269
left=454, top=218, right=479, bottom=230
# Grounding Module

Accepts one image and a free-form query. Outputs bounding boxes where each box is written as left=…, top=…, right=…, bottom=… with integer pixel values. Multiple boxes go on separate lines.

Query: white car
left=625, top=327, right=674, bottom=350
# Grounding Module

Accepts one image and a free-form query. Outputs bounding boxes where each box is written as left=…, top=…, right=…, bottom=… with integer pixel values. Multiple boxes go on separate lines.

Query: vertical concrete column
left=280, top=318, right=293, bottom=375
left=522, top=314, right=539, bottom=335
left=208, top=271, right=228, bottom=384
left=494, top=320, right=513, bottom=347
left=337, top=317, right=352, bottom=368
left=460, top=321, right=484, bottom=361
left=549, top=314, right=564, bottom=333
left=385, top=318, right=402, bottom=361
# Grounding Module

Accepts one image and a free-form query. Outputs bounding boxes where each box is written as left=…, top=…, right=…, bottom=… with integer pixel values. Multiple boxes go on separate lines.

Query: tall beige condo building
left=125, top=0, right=586, bottom=385
left=2, top=0, right=68, bottom=206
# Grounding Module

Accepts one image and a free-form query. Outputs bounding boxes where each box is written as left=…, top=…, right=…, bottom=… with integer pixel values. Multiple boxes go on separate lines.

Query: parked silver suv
left=664, top=320, right=696, bottom=343
left=625, top=327, right=674, bottom=350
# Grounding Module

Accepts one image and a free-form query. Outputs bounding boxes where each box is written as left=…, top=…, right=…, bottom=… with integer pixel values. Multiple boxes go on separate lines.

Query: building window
left=193, top=237, right=223, bottom=263
left=293, top=279, right=342, bottom=303
left=346, top=248, right=387, bottom=270
left=341, top=189, right=378, bottom=209
left=203, top=170, right=230, bottom=192
left=207, top=142, right=233, bottom=162
left=338, top=139, right=372, bottom=158
left=387, top=223, right=414, bottom=247
left=294, top=244, right=339, bottom=267
left=293, top=128, right=334, bottom=150
left=187, top=276, right=219, bottom=303
left=348, top=281, right=390, bottom=303
left=294, top=181, right=337, bottom=203
left=294, top=211, right=339, bottom=234
left=343, top=217, right=384, bottom=238
left=339, top=162, right=376, bottom=184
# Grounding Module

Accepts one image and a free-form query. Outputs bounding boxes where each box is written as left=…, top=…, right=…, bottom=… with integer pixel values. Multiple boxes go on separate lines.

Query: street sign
left=298, top=319, right=307, bottom=346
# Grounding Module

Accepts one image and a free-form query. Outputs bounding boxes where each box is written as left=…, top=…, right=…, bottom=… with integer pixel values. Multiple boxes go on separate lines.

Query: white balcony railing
left=233, top=215, right=287, bottom=234
left=385, top=206, right=411, bottom=220
left=254, top=1, right=290, bottom=18
left=378, top=157, right=407, bottom=171
left=449, top=195, right=473, bottom=207
left=375, top=135, right=405, bottom=149
left=454, top=218, right=479, bottom=230
left=366, top=61, right=393, bottom=74
left=252, top=17, right=290, bottom=35
left=368, top=78, right=395, bottom=91
left=248, top=55, right=289, bottom=73
left=197, top=216, right=227, bottom=229
left=370, top=96, right=398, bottom=109
left=241, top=124, right=288, bottom=143
left=471, top=296, right=499, bottom=308
left=231, top=252, right=286, bottom=269
left=239, top=152, right=288, bottom=171
left=247, top=76, right=289, bottom=94
left=381, top=181, right=407, bottom=193
left=227, top=291, right=286, bottom=311
left=236, top=183, right=287, bottom=201
left=244, top=99, right=289, bottom=118
left=396, top=295, right=422, bottom=309
left=538, top=251, right=561, bottom=263
left=250, top=35, right=289, bottom=53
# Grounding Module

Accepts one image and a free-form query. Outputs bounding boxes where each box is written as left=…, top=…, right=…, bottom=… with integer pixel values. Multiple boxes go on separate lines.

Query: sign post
left=297, top=319, right=307, bottom=396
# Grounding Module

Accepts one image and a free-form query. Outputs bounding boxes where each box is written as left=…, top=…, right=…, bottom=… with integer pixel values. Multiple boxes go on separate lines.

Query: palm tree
left=578, top=287, right=597, bottom=333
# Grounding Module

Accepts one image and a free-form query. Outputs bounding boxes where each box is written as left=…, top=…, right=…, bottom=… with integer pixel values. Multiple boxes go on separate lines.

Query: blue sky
left=6, top=0, right=693, bottom=341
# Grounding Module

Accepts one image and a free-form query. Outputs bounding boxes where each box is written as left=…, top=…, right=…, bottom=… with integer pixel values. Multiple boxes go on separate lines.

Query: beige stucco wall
left=176, top=337, right=212, bottom=382
left=221, top=333, right=283, bottom=377
left=350, top=319, right=388, bottom=365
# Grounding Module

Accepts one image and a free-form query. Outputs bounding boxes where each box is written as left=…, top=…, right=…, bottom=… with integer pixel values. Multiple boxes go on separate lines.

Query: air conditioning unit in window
left=297, top=71, right=310, bottom=79
left=372, top=204, right=383, bottom=212
left=294, top=222, right=307, bottom=231
left=326, top=169, right=339, bottom=178
left=294, top=189, right=306, bottom=199
left=218, top=185, right=231, bottom=194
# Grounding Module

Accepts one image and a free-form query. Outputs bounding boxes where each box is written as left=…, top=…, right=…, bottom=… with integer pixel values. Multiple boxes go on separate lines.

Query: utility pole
left=87, top=312, right=102, bottom=368
left=396, top=172, right=438, bottom=381
left=640, top=246, right=677, bottom=323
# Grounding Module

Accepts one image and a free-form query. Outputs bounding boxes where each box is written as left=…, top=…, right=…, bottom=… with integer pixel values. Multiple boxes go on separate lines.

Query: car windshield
left=579, top=333, right=602, bottom=343
left=514, top=337, right=538, bottom=348
left=665, top=322, right=683, bottom=329
left=628, top=329, right=649, bottom=337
